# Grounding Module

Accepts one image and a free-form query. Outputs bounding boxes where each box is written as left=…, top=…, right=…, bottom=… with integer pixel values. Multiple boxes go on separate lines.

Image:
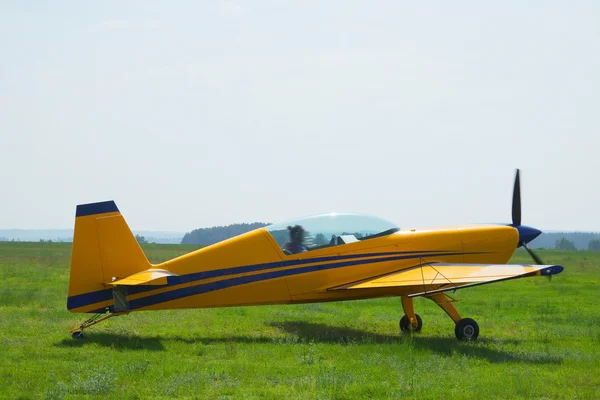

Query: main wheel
left=455, top=318, right=479, bottom=341
left=71, top=331, right=84, bottom=340
left=399, top=314, right=422, bottom=333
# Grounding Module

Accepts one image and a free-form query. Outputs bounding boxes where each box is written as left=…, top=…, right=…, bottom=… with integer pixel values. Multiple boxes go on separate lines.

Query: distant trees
left=181, top=223, right=269, bottom=245
left=269, top=229, right=290, bottom=247
left=531, top=232, right=600, bottom=250
left=341, top=232, right=364, bottom=239
left=588, top=240, right=600, bottom=251
left=135, top=234, right=148, bottom=245
left=314, top=233, right=327, bottom=246
left=555, top=238, right=576, bottom=251
left=0, top=236, right=7, bottom=242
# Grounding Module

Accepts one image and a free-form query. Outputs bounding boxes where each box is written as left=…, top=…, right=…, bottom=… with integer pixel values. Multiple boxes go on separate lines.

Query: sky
left=1, top=1, right=599, bottom=232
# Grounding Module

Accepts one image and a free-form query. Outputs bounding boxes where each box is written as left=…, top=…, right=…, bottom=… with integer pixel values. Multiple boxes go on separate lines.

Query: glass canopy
left=265, top=213, right=399, bottom=254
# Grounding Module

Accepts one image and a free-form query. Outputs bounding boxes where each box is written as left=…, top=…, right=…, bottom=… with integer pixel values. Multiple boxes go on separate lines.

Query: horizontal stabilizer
left=108, top=269, right=178, bottom=286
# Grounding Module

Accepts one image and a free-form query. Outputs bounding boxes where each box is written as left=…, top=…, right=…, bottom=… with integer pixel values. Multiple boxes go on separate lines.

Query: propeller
left=512, top=169, right=521, bottom=226
left=510, top=169, right=550, bottom=280
left=525, top=241, right=552, bottom=281
left=523, top=243, right=543, bottom=265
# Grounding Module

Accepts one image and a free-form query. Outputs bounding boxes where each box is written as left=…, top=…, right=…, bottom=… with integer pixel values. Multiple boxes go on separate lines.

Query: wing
left=107, top=269, right=178, bottom=286
left=331, top=263, right=564, bottom=297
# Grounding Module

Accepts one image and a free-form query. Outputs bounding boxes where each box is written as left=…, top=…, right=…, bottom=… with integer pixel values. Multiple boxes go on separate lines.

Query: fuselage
left=132, top=224, right=519, bottom=311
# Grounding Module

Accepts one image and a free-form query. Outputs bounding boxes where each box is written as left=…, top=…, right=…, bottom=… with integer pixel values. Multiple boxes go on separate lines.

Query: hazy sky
left=1, top=1, right=599, bottom=232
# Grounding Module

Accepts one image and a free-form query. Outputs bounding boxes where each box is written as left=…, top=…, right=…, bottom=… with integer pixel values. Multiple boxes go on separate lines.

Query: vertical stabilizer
left=67, top=201, right=151, bottom=311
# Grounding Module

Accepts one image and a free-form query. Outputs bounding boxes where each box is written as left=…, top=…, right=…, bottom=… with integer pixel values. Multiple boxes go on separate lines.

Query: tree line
left=555, top=237, right=600, bottom=251
left=531, top=232, right=600, bottom=250
left=181, top=223, right=269, bottom=245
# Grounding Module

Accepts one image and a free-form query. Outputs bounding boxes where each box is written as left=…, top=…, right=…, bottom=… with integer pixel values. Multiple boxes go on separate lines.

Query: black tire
left=399, top=314, right=422, bottom=333
left=455, top=318, right=479, bottom=341
left=72, top=331, right=84, bottom=339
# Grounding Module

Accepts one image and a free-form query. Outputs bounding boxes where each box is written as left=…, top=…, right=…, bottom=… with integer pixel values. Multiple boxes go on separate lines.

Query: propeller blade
left=512, top=169, right=521, bottom=226
left=510, top=169, right=551, bottom=281
left=523, top=243, right=551, bottom=281
left=523, top=243, right=544, bottom=264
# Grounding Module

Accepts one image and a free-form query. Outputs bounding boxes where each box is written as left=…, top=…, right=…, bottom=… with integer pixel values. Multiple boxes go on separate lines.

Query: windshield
left=265, top=213, right=399, bottom=255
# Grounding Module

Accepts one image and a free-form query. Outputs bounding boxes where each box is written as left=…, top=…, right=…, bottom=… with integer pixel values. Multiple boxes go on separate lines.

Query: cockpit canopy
left=265, top=213, right=399, bottom=254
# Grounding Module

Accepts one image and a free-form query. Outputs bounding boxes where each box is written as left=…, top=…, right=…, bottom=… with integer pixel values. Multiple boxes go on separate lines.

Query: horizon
left=2, top=226, right=600, bottom=237
left=2, top=225, right=600, bottom=234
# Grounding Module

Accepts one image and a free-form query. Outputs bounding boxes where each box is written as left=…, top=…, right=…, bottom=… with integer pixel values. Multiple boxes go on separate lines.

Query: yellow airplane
left=67, top=170, right=562, bottom=341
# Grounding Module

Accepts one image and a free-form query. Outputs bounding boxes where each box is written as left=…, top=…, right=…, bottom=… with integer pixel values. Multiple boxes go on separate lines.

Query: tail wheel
left=71, top=331, right=84, bottom=340
left=455, top=318, right=479, bottom=341
left=399, top=314, right=422, bottom=333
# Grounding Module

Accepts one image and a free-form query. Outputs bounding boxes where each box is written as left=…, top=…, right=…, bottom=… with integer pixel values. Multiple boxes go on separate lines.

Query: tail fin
left=67, top=201, right=151, bottom=312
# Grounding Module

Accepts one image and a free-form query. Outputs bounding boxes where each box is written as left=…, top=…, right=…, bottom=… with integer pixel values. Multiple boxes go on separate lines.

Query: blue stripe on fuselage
left=128, top=251, right=474, bottom=310
left=155, top=250, right=456, bottom=287
left=67, top=288, right=114, bottom=310
left=67, top=250, right=472, bottom=310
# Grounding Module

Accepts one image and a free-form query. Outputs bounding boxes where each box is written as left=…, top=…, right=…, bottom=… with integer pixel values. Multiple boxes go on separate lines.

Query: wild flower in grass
left=316, top=365, right=353, bottom=399
left=43, top=381, right=68, bottom=400
left=268, top=373, right=282, bottom=386
left=164, top=372, right=203, bottom=396
left=299, top=341, right=318, bottom=365
left=71, top=366, right=117, bottom=395
left=207, top=369, right=240, bottom=389
left=123, top=360, right=151, bottom=375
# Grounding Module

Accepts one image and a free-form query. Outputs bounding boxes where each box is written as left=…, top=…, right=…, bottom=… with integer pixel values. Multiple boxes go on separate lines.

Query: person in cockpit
left=283, top=225, right=307, bottom=254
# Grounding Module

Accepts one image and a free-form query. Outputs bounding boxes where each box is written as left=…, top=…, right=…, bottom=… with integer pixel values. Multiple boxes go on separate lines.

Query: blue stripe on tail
left=76, top=201, right=119, bottom=217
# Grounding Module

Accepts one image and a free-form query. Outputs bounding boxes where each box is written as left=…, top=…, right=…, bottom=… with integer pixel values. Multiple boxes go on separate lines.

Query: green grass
left=1, top=242, right=599, bottom=399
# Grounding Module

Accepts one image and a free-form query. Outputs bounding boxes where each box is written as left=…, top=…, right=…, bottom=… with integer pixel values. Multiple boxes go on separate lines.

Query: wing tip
left=539, top=265, right=564, bottom=276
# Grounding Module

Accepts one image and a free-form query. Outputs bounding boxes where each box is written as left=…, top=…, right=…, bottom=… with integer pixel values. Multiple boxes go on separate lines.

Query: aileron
left=334, top=263, right=564, bottom=294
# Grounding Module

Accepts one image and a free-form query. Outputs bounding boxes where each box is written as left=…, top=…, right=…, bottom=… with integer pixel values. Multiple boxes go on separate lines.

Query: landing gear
left=424, top=293, right=480, bottom=341
left=400, top=314, right=422, bottom=333
left=455, top=318, right=479, bottom=341
left=400, top=293, right=481, bottom=340
left=68, top=311, right=128, bottom=339
left=399, top=296, right=422, bottom=334
left=71, top=330, right=84, bottom=339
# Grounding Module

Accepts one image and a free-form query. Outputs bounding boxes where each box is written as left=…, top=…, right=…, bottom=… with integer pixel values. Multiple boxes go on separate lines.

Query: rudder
left=67, top=201, right=151, bottom=312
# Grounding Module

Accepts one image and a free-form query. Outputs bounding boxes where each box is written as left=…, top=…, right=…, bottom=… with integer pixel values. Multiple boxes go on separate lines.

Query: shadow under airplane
left=56, top=320, right=562, bottom=365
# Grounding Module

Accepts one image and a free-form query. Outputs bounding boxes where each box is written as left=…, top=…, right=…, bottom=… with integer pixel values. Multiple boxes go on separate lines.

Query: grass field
left=1, top=242, right=599, bottom=399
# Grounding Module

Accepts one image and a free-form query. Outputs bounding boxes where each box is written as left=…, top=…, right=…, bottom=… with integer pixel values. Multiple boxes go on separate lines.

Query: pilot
left=283, top=225, right=307, bottom=254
